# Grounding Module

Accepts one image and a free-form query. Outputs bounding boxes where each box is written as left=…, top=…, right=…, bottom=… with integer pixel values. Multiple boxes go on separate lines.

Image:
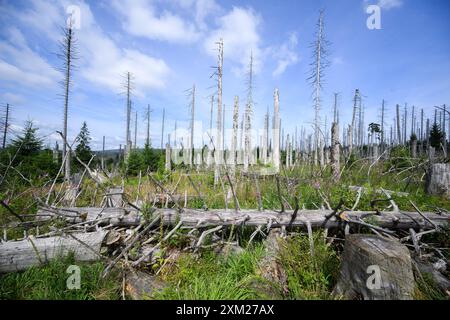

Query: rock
left=125, top=270, right=166, bottom=300
left=333, top=234, right=415, bottom=300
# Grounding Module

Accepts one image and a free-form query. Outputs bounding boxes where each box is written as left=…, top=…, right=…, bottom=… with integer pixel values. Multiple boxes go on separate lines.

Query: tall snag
left=58, top=19, right=78, bottom=181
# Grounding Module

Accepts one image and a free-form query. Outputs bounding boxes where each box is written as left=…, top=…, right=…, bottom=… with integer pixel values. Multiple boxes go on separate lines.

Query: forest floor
left=1, top=149, right=449, bottom=300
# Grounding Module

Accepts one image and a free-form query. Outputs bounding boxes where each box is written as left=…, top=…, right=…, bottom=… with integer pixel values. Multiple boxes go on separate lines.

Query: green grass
left=153, top=232, right=341, bottom=300
left=278, top=233, right=340, bottom=300
left=154, top=246, right=267, bottom=300
left=0, top=254, right=120, bottom=300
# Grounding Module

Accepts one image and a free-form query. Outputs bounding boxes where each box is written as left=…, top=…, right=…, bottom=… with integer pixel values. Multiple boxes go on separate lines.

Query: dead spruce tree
left=1, top=103, right=10, bottom=149
left=214, top=39, right=224, bottom=184
left=145, top=104, right=152, bottom=147
left=273, top=89, right=281, bottom=172
left=231, top=96, right=239, bottom=169
left=58, top=19, right=78, bottom=180
left=244, top=52, right=254, bottom=172
left=186, top=84, right=196, bottom=166
left=308, top=9, right=330, bottom=166
left=123, top=71, right=133, bottom=159
left=160, top=107, right=165, bottom=150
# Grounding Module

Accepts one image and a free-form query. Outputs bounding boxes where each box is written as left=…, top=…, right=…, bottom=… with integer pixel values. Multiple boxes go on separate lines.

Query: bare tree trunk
left=331, top=122, right=340, bottom=180
left=207, top=95, right=214, bottom=168
left=146, top=104, right=151, bottom=147
left=2, top=103, right=9, bottom=149
left=125, top=72, right=132, bottom=160
left=273, top=89, right=280, bottom=172
left=165, top=142, right=171, bottom=171
left=189, top=84, right=195, bottom=167
left=160, top=108, right=165, bottom=150
left=396, top=104, right=402, bottom=145
left=244, top=53, right=254, bottom=172
left=262, top=108, right=269, bottom=165
left=134, top=110, right=138, bottom=149
left=61, top=26, right=76, bottom=181
left=101, top=136, right=105, bottom=170
left=215, top=40, right=224, bottom=185
left=230, top=96, right=239, bottom=169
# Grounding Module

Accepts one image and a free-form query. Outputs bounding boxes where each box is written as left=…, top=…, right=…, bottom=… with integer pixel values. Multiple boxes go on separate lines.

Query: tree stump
left=426, top=163, right=450, bottom=197
left=333, top=234, right=415, bottom=300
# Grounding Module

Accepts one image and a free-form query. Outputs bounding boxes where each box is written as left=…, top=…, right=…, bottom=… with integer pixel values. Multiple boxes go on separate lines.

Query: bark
left=331, top=122, right=340, bottom=180
left=0, top=231, right=107, bottom=273
left=426, top=163, right=450, bottom=197
left=272, top=89, right=280, bottom=172
left=333, top=234, right=415, bottom=300
left=35, top=207, right=448, bottom=230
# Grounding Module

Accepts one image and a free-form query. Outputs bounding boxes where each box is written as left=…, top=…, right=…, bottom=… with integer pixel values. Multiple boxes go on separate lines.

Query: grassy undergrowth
left=0, top=254, right=120, bottom=300
left=153, top=232, right=340, bottom=300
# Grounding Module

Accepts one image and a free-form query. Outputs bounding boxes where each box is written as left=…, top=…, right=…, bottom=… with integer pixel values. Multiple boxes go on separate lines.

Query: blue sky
left=0, top=0, right=449, bottom=150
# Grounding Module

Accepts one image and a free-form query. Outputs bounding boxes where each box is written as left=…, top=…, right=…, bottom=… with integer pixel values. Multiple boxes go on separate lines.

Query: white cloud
left=0, top=27, right=60, bottom=88
left=0, top=92, right=26, bottom=105
left=272, top=32, right=299, bottom=77
left=364, top=0, right=403, bottom=10
left=113, top=0, right=200, bottom=43
left=76, top=1, right=171, bottom=94
left=377, top=0, right=403, bottom=10
left=3, top=1, right=171, bottom=96
left=204, top=6, right=262, bottom=75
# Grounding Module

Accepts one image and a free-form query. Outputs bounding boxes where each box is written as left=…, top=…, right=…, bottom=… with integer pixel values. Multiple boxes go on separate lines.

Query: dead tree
left=1, top=103, right=10, bottom=149
left=145, top=104, right=152, bottom=147
left=331, top=121, right=340, bottom=180
left=308, top=10, right=329, bottom=166
left=273, top=89, right=281, bottom=172
left=244, top=53, right=254, bottom=171
left=349, top=89, right=361, bottom=154
left=380, top=99, right=385, bottom=148
left=396, top=104, right=402, bottom=145
left=215, top=39, right=224, bottom=180
left=160, top=108, right=165, bottom=150
left=58, top=20, right=78, bottom=180
left=188, top=84, right=196, bottom=166
left=134, top=110, right=138, bottom=149
left=123, top=72, right=133, bottom=159
left=262, top=107, right=269, bottom=165
left=231, top=96, right=239, bottom=169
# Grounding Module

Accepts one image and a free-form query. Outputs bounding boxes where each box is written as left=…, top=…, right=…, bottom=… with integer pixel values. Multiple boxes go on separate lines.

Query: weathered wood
left=37, top=207, right=141, bottom=227
left=426, top=163, right=450, bottom=197
left=36, top=207, right=449, bottom=230
left=0, top=231, right=107, bottom=273
left=333, top=234, right=415, bottom=300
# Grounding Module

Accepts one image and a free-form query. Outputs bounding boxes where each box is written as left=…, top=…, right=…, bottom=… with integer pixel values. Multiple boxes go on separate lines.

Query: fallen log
left=0, top=230, right=108, bottom=273
left=36, top=207, right=141, bottom=227
left=36, top=207, right=449, bottom=230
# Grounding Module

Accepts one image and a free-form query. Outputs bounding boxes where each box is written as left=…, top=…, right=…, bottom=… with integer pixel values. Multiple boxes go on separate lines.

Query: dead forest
left=0, top=11, right=449, bottom=301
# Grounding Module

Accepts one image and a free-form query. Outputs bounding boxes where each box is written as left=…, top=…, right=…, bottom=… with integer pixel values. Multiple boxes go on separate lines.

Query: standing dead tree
left=185, top=84, right=196, bottom=166
left=58, top=19, right=78, bottom=181
left=145, top=104, right=152, bottom=147
left=122, top=72, right=134, bottom=159
left=214, top=39, right=224, bottom=184
left=231, top=96, right=239, bottom=170
left=244, top=52, right=254, bottom=172
left=1, top=103, right=10, bottom=149
left=308, top=9, right=330, bottom=166
left=160, top=108, right=165, bottom=150
left=134, top=110, right=138, bottom=149
left=273, top=89, right=281, bottom=172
